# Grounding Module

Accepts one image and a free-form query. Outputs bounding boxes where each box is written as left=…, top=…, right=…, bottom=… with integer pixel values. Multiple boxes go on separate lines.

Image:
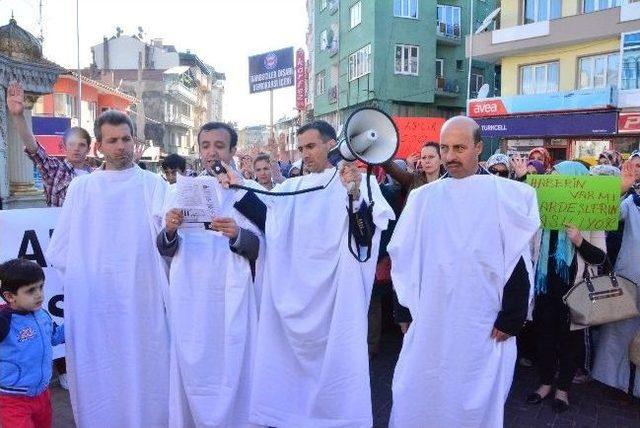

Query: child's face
left=2, top=281, right=45, bottom=312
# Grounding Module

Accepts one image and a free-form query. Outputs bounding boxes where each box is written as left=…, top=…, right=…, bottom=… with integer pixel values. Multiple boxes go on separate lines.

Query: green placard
left=526, top=175, right=621, bottom=231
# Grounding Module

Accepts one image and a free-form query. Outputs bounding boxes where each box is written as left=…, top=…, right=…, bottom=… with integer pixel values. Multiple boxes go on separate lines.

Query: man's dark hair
left=253, top=153, right=271, bottom=167
left=161, top=153, right=187, bottom=172
left=0, top=258, right=45, bottom=300
left=198, top=122, right=238, bottom=149
left=94, top=110, right=134, bottom=142
left=296, top=120, right=337, bottom=143
left=63, top=126, right=92, bottom=147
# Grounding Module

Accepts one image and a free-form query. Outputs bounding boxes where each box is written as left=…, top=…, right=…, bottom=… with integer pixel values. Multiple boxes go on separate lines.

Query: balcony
left=165, top=113, right=194, bottom=129
left=329, top=39, right=339, bottom=57
left=436, top=22, right=461, bottom=46
left=165, top=83, right=198, bottom=105
left=467, top=3, right=640, bottom=62
left=435, top=77, right=460, bottom=98
left=328, top=0, right=339, bottom=15
left=328, top=86, right=338, bottom=103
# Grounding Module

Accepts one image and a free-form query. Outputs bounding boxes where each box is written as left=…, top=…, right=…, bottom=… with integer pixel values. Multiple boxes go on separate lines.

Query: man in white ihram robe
left=157, top=173, right=263, bottom=427
left=225, top=121, right=395, bottom=427
left=47, top=111, right=170, bottom=427
left=389, top=116, right=540, bottom=428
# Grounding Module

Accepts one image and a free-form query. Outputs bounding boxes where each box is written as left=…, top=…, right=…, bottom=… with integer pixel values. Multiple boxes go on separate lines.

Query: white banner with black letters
left=0, top=208, right=64, bottom=358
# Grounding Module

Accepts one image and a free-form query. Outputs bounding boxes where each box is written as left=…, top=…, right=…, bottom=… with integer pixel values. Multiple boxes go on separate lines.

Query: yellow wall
left=501, top=38, right=620, bottom=96
left=502, top=1, right=520, bottom=28
left=501, top=0, right=582, bottom=28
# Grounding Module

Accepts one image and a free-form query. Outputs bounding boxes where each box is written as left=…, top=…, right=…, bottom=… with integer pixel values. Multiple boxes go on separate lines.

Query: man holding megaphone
left=216, top=118, right=395, bottom=427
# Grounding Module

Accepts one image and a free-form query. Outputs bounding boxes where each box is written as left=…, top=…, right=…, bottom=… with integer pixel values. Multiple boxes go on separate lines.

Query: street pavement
left=52, top=332, right=640, bottom=427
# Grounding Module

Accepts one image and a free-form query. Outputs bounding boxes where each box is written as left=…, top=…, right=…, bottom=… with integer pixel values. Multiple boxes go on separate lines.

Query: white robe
left=163, top=178, right=263, bottom=427
left=248, top=168, right=394, bottom=428
left=389, top=175, right=540, bottom=428
left=592, top=195, right=640, bottom=397
left=46, top=166, right=170, bottom=428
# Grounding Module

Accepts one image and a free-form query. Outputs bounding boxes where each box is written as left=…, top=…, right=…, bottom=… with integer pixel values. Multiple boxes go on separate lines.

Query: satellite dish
left=477, top=83, right=490, bottom=99
left=476, top=7, right=501, bottom=34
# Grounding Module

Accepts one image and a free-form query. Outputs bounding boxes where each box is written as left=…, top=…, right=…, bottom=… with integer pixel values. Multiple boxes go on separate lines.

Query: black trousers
left=533, top=293, right=585, bottom=391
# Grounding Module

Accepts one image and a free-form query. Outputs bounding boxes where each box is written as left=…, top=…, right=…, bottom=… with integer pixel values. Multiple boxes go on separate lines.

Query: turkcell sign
left=248, top=47, right=295, bottom=94
left=477, top=111, right=618, bottom=138
left=468, top=86, right=618, bottom=118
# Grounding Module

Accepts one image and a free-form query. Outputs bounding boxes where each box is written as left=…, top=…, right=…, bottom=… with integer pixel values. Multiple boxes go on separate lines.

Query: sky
left=2, top=0, right=308, bottom=127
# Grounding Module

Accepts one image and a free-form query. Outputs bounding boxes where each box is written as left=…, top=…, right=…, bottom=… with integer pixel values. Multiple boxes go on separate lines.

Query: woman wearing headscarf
left=591, top=164, right=624, bottom=266
left=529, top=147, right=553, bottom=173
left=527, top=160, right=546, bottom=175
left=591, top=180, right=640, bottom=397
left=526, top=161, right=607, bottom=413
left=598, top=151, right=614, bottom=166
left=486, top=153, right=511, bottom=178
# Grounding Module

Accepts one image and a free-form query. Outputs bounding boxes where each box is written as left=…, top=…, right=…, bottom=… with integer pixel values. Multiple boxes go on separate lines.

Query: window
left=33, top=97, right=45, bottom=115
left=53, top=93, right=76, bottom=118
left=321, top=0, right=327, bottom=11
left=456, top=60, right=464, bottom=71
left=621, top=31, right=640, bottom=90
left=583, top=0, right=621, bottom=13
left=348, top=44, right=372, bottom=81
left=320, top=30, right=328, bottom=51
left=394, top=0, right=418, bottom=19
left=316, top=71, right=326, bottom=95
left=520, top=62, right=559, bottom=94
left=437, top=5, right=461, bottom=37
left=395, top=45, right=419, bottom=75
left=350, top=2, right=362, bottom=28
left=523, top=0, right=562, bottom=24
left=471, top=68, right=485, bottom=95
left=578, top=53, right=619, bottom=89
left=435, top=59, right=444, bottom=77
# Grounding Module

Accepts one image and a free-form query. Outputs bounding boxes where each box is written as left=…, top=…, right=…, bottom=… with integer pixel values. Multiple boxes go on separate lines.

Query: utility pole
left=37, top=0, right=44, bottom=43
left=76, top=0, right=82, bottom=125
left=466, top=0, right=475, bottom=115
left=136, top=50, right=146, bottom=141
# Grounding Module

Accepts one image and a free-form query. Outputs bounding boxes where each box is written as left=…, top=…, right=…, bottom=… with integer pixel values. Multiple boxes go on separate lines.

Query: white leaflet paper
left=175, top=175, right=221, bottom=223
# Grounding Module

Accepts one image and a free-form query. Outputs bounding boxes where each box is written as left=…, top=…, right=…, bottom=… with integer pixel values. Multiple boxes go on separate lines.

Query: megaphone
left=329, top=107, right=399, bottom=166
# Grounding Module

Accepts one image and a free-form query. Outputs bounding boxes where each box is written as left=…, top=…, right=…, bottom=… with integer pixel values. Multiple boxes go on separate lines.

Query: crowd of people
left=0, top=79, right=639, bottom=428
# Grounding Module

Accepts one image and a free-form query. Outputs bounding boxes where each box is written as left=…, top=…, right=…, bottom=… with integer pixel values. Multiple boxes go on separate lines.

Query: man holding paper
left=157, top=122, right=262, bottom=427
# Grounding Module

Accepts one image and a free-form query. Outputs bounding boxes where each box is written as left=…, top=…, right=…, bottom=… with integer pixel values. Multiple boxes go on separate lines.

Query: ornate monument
left=0, top=16, right=62, bottom=209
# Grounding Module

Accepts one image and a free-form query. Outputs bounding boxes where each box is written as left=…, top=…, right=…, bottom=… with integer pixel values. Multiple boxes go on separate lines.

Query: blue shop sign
left=477, top=111, right=618, bottom=138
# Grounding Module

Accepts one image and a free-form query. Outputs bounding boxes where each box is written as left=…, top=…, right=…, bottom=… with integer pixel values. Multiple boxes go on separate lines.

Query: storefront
left=469, top=87, right=640, bottom=164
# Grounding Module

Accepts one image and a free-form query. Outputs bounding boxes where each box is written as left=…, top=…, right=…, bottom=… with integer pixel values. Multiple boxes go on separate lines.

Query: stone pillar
left=4, top=95, right=45, bottom=209
left=7, top=110, right=40, bottom=196
left=0, top=87, right=9, bottom=207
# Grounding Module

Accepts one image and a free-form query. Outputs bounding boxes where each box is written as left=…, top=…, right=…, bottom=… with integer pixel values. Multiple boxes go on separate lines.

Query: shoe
left=58, top=373, right=69, bottom=390
left=526, top=392, right=546, bottom=404
left=552, top=398, right=570, bottom=413
left=519, top=357, right=533, bottom=367
left=572, top=373, right=589, bottom=384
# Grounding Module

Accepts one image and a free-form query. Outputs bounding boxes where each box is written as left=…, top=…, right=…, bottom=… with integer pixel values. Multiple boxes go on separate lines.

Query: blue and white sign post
left=248, top=47, right=295, bottom=138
